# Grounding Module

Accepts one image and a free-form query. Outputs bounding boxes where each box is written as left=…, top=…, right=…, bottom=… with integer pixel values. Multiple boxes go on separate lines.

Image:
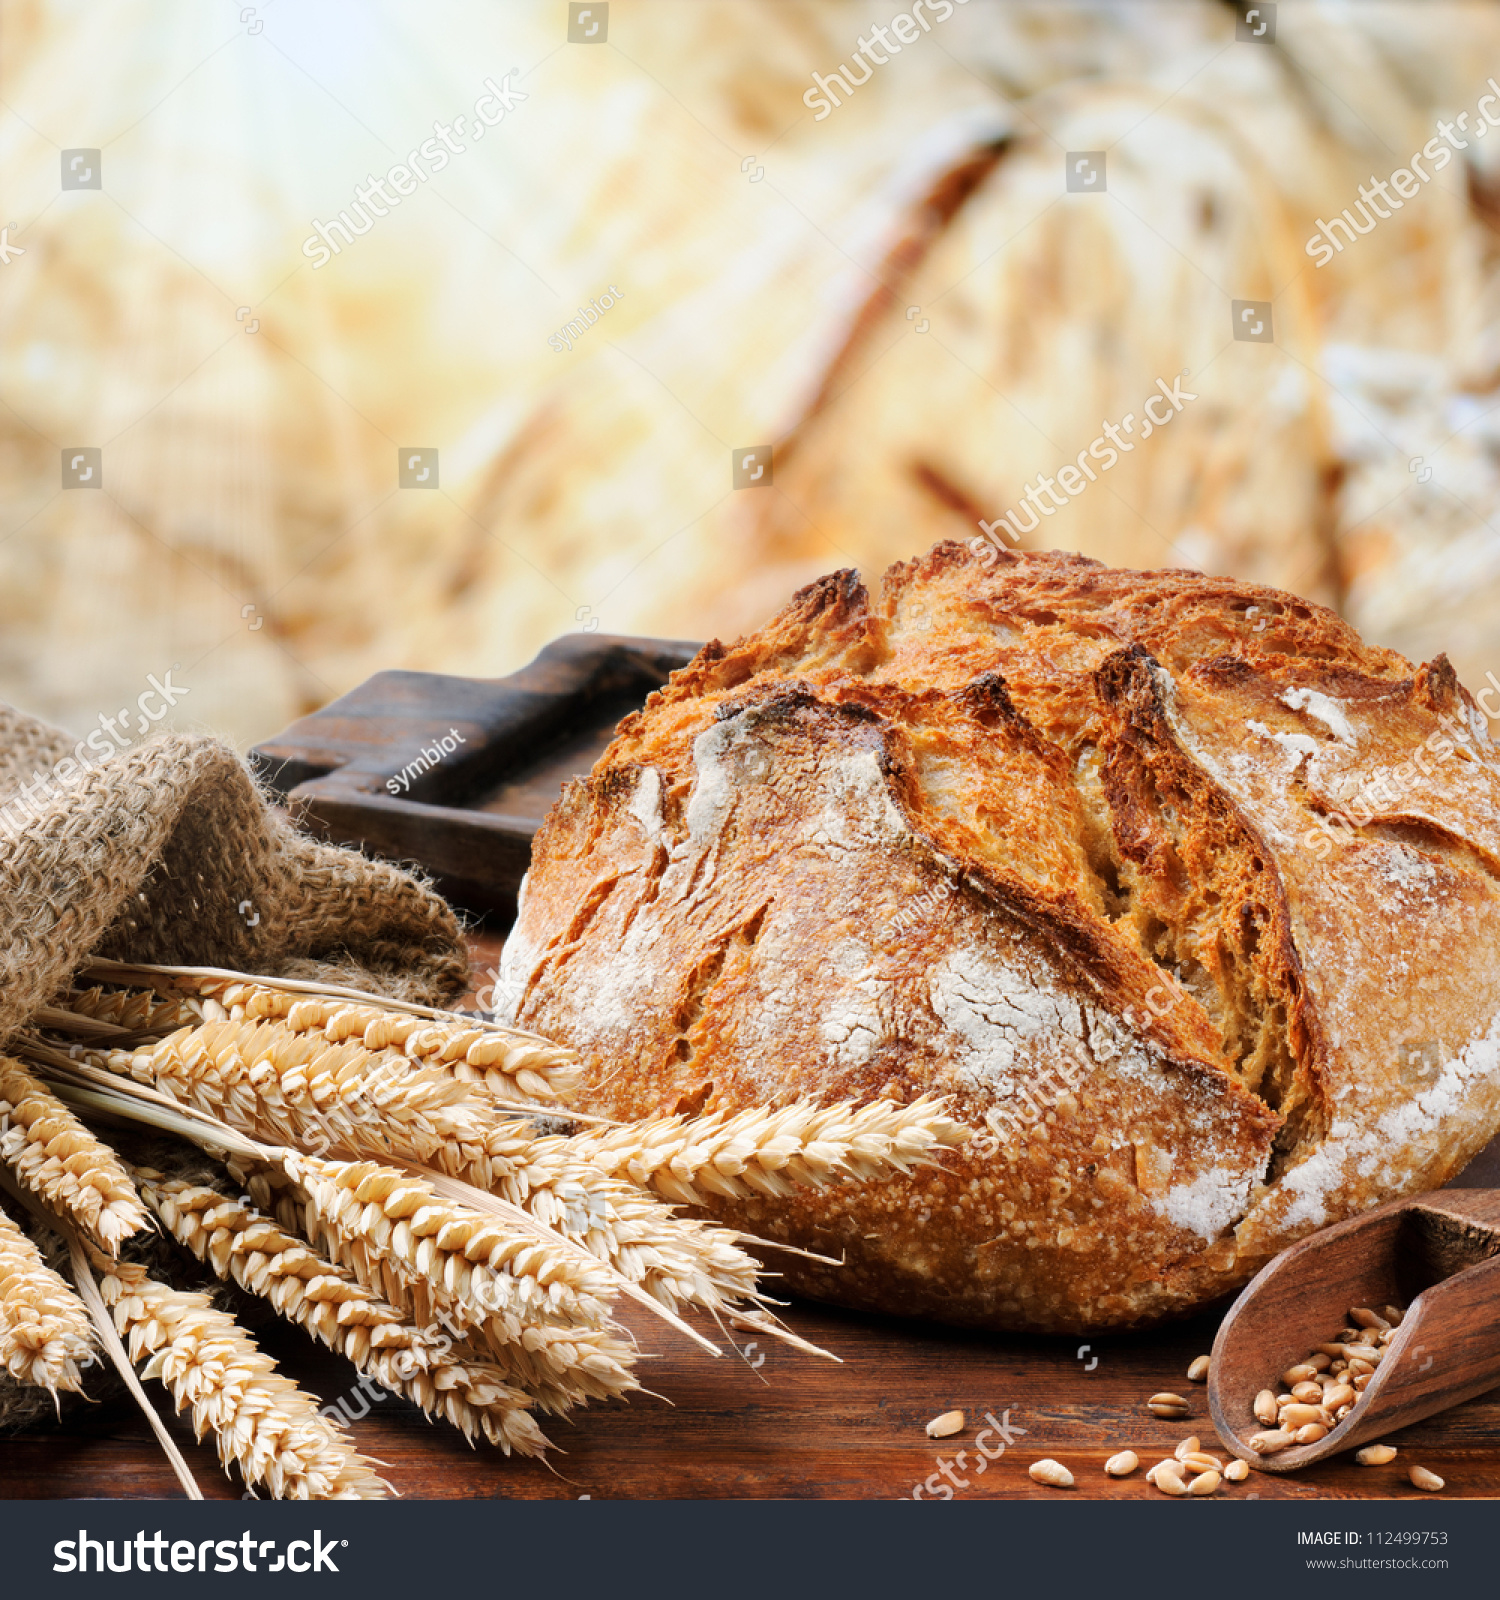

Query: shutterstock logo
left=399, top=449, right=439, bottom=488
left=61, top=149, right=100, bottom=189
left=1066, top=152, right=1105, bottom=192
left=567, top=3, right=607, bottom=41
left=62, top=448, right=101, bottom=488
left=301, top=75, right=527, bottom=268
left=54, top=1528, right=344, bottom=1573
left=733, top=446, right=772, bottom=489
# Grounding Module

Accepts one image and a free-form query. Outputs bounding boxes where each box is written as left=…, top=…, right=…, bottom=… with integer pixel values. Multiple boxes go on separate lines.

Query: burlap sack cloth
left=0, top=704, right=470, bottom=1040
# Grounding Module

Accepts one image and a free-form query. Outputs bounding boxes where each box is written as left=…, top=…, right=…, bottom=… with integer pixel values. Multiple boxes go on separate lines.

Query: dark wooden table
left=4, top=938, right=1498, bottom=1500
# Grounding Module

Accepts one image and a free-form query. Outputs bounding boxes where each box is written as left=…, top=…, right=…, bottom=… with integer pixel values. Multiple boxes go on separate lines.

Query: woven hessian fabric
left=0, top=704, right=470, bottom=1041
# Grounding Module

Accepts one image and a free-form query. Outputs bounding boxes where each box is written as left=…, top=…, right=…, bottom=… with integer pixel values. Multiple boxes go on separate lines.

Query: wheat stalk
left=136, top=1169, right=552, bottom=1457
left=561, top=1095, right=968, bottom=1205
left=99, top=1258, right=392, bottom=1499
left=0, top=1057, right=149, bottom=1254
left=0, top=1203, right=95, bottom=1395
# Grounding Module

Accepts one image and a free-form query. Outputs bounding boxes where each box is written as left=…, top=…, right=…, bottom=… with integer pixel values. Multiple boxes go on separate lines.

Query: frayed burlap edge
left=0, top=704, right=471, bottom=1049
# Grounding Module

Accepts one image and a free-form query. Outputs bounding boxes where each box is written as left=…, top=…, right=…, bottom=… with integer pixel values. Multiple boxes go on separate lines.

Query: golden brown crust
left=504, top=543, right=1500, bottom=1331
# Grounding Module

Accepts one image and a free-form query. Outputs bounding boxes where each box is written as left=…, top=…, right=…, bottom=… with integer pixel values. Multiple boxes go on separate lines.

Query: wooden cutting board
left=249, top=634, right=700, bottom=918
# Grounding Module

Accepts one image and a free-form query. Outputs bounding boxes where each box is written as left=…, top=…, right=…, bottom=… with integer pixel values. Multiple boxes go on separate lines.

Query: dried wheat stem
left=561, top=1095, right=968, bottom=1205
left=98, top=1258, right=391, bottom=1499
left=136, top=1170, right=552, bottom=1457
left=0, top=1057, right=149, bottom=1253
left=0, top=1204, right=95, bottom=1394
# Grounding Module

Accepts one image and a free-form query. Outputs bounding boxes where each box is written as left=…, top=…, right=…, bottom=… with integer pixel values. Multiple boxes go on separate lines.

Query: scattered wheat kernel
left=1104, top=1451, right=1139, bottom=1477
left=1355, top=1445, right=1397, bottom=1466
left=1187, top=1355, right=1211, bottom=1383
left=926, top=1410, right=964, bottom=1439
left=1189, top=1470, right=1221, bottom=1496
left=1294, top=1423, right=1328, bottom=1445
left=1224, top=1459, right=1250, bottom=1482
left=1029, top=1459, right=1074, bottom=1488
left=1154, top=1467, right=1189, bottom=1496
left=1409, top=1465, right=1444, bottom=1492
left=1253, top=1390, right=1279, bottom=1426
left=1174, top=1435, right=1202, bottom=1461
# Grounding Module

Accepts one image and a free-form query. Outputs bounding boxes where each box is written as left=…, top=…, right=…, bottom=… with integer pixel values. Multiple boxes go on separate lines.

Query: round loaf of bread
left=502, top=542, right=1500, bottom=1331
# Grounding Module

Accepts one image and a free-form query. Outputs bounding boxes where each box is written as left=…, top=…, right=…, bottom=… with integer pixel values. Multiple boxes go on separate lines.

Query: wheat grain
left=0, top=1204, right=95, bottom=1394
left=99, top=1258, right=390, bottom=1498
left=53, top=985, right=205, bottom=1034
left=136, top=1170, right=551, bottom=1456
left=561, top=1095, right=967, bottom=1205
left=0, top=1058, right=148, bottom=1253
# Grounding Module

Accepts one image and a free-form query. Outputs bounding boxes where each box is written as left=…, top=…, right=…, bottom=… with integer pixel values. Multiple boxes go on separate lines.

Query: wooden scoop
left=1208, top=1190, right=1500, bottom=1472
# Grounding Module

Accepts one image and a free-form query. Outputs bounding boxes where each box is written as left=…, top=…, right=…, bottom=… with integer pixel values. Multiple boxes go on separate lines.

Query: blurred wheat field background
left=4, top=0, right=1500, bottom=749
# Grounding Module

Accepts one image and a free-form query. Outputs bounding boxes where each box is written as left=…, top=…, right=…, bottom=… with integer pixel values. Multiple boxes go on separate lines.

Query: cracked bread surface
left=502, top=541, right=1500, bottom=1331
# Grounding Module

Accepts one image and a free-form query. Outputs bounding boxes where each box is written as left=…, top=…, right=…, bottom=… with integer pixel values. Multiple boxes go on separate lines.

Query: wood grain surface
left=3, top=936, right=1498, bottom=1501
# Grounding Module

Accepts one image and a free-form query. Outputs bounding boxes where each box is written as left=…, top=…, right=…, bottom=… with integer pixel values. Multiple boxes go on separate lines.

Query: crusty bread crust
left=503, top=543, right=1500, bottom=1331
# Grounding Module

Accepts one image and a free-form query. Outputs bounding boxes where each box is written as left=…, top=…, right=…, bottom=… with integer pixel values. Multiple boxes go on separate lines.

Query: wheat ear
left=0, top=1057, right=149, bottom=1253
left=0, top=1204, right=95, bottom=1395
left=99, top=1259, right=391, bottom=1499
left=95, top=1018, right=488, bottom=1163
left=80, top=962, right=583, bottom=1106
left=229, top=1160, right=642, bottom=1414
left=208, top=983, right=584, bottom=1106
left=562, top=1095, right=968, bottom=1205
left=283, top=1153, right=618, bottom=1331
left=136, top=1170, right=552, bottom=1457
